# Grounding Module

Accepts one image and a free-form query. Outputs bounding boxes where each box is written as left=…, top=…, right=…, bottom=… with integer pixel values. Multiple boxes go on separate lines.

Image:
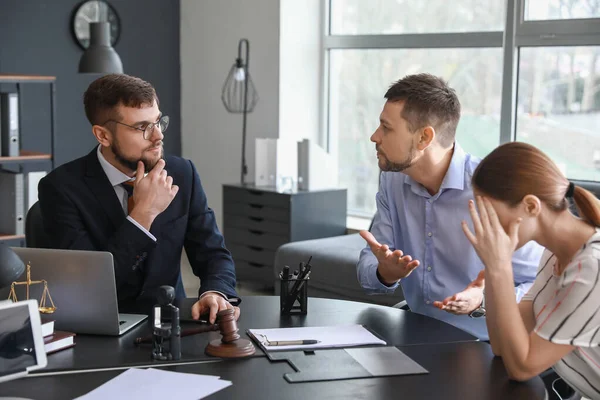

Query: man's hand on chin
left=191, top=293, right=240, bottom=324
left=433, top=270, right=485, bottom=315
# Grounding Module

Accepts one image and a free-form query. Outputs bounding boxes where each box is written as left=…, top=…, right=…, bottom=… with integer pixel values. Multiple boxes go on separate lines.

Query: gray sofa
left=273, top=232, right=404, bottom=306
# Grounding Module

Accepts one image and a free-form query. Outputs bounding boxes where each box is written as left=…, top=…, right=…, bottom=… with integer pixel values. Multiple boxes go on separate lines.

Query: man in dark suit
left=38, top=74, right=239, bottom=323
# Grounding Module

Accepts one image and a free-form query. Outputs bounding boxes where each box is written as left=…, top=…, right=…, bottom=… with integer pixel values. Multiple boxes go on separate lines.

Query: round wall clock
left=72, top=0, right=121, bottom=50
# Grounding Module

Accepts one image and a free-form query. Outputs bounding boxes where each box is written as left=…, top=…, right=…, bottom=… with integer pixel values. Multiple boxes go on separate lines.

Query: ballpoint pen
left=267, top=339, right=320, bottom=346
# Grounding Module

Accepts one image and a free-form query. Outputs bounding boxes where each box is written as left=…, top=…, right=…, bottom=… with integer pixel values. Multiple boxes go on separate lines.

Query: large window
left=517, top=46, right=600, bottom=180
left=325, top=0, right=600, bottom=217
left=330, top=0, right=506, bottom=34
left=524, top=0, right=600, bottom=20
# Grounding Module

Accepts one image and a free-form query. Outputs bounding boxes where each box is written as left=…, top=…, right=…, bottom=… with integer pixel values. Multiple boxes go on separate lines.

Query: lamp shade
left=79, top=22, right=123, bottom=74
left=0, top=243, right=25, bottom=289
left=221, top=62, right=259, bottom=113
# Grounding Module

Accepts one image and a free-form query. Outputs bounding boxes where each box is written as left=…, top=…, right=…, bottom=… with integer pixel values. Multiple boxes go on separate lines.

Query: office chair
left=25, top=201, right=51, bottom=248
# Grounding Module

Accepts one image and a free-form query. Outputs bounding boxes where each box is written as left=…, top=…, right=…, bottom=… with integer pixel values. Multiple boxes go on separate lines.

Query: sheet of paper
left=248, top=324, right=386, bottom=351
left=345, top=346, right=428, bottom=376
left=74, top=368, right=232, bottom=400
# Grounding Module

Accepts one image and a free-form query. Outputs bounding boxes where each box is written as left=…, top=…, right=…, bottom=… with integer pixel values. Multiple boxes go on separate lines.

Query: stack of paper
left=74, top=368, right=232, bottom=400
left=248, top=324, right=387, bottom=351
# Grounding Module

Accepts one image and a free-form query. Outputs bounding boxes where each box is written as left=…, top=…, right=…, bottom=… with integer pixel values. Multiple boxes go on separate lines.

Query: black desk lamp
left=0, top=243, right=25, bottom=290
left=221, top=38, right=259, bottom=185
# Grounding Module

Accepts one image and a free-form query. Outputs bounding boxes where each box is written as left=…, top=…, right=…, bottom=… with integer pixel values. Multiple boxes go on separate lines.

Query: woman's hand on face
left=462, top=196, right=521, bottom=270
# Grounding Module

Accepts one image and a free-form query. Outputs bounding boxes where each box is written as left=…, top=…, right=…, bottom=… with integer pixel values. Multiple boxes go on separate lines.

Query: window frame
left=323, top=0, right=600, bottom=217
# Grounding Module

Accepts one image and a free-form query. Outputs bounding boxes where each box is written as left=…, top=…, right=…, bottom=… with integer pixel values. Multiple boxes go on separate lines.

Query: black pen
left=268, top=339, right=320, bottom=346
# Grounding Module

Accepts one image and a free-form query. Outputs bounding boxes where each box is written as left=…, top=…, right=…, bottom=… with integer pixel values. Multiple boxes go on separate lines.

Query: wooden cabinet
left=0, top=75, right=56, bottom=247
left=222, top=184, right=347, bottom=287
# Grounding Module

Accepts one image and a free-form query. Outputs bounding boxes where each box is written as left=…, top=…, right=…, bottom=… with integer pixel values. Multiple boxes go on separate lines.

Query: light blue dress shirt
left=357, top=143, right=544, bottom=340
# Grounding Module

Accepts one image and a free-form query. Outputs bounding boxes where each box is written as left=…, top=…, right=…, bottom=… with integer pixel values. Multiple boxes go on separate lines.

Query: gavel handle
left=134, top=324, right=219, bottom=345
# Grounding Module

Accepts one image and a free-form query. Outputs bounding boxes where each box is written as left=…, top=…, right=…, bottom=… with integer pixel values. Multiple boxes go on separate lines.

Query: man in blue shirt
left=357, top=73, right=543, bottom=340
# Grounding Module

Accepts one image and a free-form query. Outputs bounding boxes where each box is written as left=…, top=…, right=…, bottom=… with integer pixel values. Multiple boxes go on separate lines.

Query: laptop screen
left=0, top=301, right=39, bottom=379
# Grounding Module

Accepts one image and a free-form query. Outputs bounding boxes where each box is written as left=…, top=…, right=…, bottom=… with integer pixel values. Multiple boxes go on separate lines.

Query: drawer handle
left=247, top=246, right=263, bottom=252
left=249, top=204, right=264, bottom=209
left=248, top=262, right=264, bottom=268
left=248, top=216, right=264, bottom=222
left=248, top=229, right=264, bottom=235
left=247, top=190, right=264, bottom=196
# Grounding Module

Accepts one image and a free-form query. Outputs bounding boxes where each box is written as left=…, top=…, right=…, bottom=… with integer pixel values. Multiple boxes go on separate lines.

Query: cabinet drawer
left=228, top=243, right=276, bottom=266
left=234, top=260, right=277, bottom=285
left=224, top=227, right=289, bottom=250
left=224, top=186, right=290, bottom=209
left=224, top=214, right=289, bottom=236
left=223, top=201, right=289, bottom=223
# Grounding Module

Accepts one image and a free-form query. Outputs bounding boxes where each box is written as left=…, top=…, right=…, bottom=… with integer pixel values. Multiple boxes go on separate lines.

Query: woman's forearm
left=485, top=264, right=533, bottom=379
left=484, top=283, right=503, bottom=356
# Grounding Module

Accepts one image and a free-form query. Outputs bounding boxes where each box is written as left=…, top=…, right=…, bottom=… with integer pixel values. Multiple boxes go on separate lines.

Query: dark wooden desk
left=36, top=296, right=478, bottom=373
left=0, top=342, right=547, bottom=400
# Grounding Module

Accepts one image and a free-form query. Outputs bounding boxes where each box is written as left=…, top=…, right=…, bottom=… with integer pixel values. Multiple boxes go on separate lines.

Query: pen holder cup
left=279, top=277, right=308, bottom=315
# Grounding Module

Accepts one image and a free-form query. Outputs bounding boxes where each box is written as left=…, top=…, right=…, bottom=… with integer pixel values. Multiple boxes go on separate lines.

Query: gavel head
left=157, top=285, right=175, bottom=306
left=216, top=309, right=240, bottom=343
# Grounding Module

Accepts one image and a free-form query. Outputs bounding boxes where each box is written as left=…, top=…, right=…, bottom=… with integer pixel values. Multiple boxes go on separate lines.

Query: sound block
left=205, top=338, right=256, bottom=358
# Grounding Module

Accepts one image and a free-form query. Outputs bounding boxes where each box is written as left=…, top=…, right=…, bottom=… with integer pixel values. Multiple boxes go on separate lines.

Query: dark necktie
left=121, top=181, right=135, bottom=214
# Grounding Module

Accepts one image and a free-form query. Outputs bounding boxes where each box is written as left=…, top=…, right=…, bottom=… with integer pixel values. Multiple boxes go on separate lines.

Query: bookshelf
left=0, top=75, right=56, bottom=247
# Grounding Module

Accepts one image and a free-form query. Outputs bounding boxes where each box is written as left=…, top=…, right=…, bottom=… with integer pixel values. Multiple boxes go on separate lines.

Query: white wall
left=279, top=0, right=322, bottom=146
left=181, top=0, right=281, bottom=228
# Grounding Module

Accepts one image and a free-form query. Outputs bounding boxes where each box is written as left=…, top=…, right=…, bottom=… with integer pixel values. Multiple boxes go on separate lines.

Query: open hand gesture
left=359, top=230, right=420, bottom=284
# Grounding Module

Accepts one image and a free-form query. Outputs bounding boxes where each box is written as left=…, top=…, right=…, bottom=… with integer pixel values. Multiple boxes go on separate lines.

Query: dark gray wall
left=0, top=0, right=181, bottom=166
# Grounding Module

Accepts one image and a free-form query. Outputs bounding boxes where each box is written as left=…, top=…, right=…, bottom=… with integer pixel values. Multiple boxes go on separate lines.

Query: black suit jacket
left=38, top=148, right=238, bottom=313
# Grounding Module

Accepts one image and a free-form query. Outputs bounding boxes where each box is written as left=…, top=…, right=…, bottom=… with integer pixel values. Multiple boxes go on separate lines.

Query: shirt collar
left=404, top=142, right=467, bottom=193
left=96, top=145, right=134, bottom=187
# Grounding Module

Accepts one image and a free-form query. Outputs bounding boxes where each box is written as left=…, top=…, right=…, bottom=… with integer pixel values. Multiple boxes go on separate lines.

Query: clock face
left=72, top=0, right=120, bottom=49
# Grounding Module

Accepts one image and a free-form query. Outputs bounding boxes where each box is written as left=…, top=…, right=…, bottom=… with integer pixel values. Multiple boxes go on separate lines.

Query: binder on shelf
left=26, top=171, right=46, bottom=212
left=0, top=92, right=20, bottom=157
left=0, top=171, right=24, bottom=235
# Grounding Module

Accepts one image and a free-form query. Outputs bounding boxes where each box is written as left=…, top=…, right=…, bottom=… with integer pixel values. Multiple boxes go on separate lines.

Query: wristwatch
left=468, top=292, right=486, bottom=318
left=469, top=305, right=486, bottom=318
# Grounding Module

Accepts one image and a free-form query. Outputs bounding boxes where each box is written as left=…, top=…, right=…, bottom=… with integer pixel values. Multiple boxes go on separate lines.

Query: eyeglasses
left=103, top=115, right=169, bottom=140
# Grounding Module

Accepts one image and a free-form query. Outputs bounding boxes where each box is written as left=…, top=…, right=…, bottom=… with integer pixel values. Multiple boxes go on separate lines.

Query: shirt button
left=427, top=266, right=432, bottom=271
left=427, top=232, right=432, bottom=237
left=426, top=300, right=430, bottom=305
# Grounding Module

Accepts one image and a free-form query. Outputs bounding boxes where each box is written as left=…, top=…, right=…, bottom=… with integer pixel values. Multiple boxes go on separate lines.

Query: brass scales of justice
left=8, top=261, right=56, bottom=314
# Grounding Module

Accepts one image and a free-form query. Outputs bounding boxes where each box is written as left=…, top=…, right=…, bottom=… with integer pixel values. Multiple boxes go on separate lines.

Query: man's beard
left=378, top=146, right=415, bottom=172
left=112, top=139, right=163, bottom=173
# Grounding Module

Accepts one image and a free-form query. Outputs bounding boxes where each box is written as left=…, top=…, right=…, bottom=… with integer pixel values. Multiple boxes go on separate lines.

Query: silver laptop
left=1, top=248, right=147, bottom=336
